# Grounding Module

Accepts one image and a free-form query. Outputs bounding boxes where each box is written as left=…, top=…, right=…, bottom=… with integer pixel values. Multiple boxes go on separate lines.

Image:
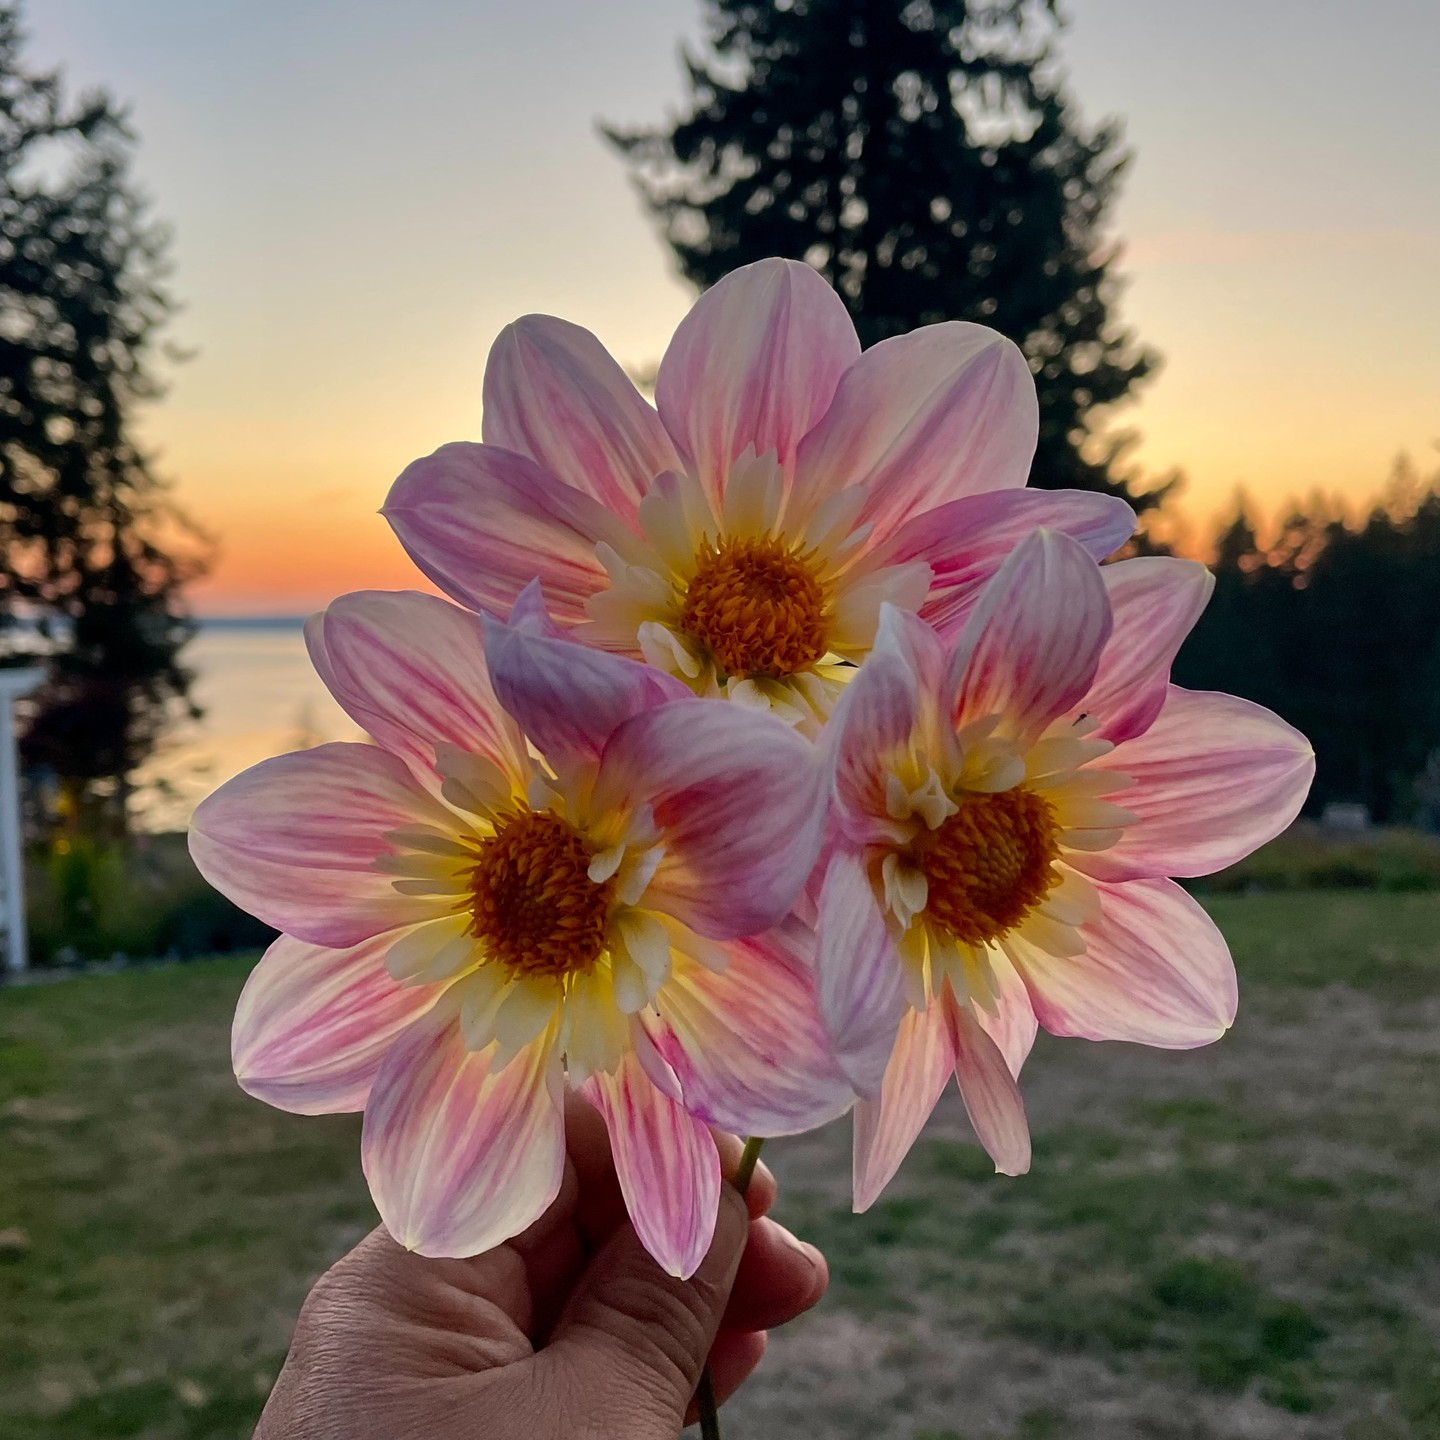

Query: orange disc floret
left=917, top=787, right=1060, bottom=947
left=469, top=809, right=614, bottom=977
left=680, top=535, right=830, bottom=679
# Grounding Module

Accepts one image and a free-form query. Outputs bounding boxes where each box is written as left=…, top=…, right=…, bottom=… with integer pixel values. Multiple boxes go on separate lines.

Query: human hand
left=255, top=1097, right=828, bottom=1439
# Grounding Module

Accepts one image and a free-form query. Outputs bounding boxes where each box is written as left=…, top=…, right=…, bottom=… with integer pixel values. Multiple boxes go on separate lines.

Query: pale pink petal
left=869, top=601, right=949, bottom=698
left=655, top=258, right=859, bottom=503
left=308, top=591, right=529, bottom=792
left=818, top=850, right=907, bottom=1097
left=852, top=1001, right=955, bottom=1212
left=1076, top=687, right=1315, bottom=880
left=189, top=744, right=450, bottom=947
left=950, top=998, right=1032, bottom=1175
left=973, top=948, right=1038, bottom=1079
left=232, top=932, right=438, bottom=1115
left=583, top=1049, right=721, bottom=1279
left=483, top=315, right=679, bottom=516
left=864, top=488, right=1135, bottom=641
left=791, top=320, right=1038, bottom=544
left=948, top=528, right=1111, bottom=743
left=362, top=1002, right=564, bottom=1257
left=481, top=588, right=689, bottom=771
left=596, top=699, right=828, bottom=938
left=828, top=633, right=921, bottom=840
left=1009, top=877, right=1237, bottom=1048
left=1075, top=559, right=1214, bottom=743
left=643, top=917, right=853, bottom=1138
left=383, top=441, right=636, bottom=622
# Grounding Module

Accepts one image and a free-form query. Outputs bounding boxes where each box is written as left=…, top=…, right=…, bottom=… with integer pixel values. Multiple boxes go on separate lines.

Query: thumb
left=542, top=1183, right=749, bottom=1438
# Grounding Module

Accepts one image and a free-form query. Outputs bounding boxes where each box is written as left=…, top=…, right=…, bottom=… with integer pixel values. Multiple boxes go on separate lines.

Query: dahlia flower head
left=383, top=257, right=1136, bottom=731
left=820, top=529, right=1315, bottom=1208
left=190, top=586, right=851, bottom=1278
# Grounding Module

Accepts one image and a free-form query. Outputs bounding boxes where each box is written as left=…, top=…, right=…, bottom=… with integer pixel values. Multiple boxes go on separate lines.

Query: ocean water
left=134, top=620, right=364, bottom=832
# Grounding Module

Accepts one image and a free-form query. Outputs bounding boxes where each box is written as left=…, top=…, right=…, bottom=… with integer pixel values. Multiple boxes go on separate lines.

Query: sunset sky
left=28, top=0, right=1440, bottom=615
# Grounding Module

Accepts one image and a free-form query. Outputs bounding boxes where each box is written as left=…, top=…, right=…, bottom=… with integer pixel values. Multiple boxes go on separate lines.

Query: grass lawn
left=2, top=892, right=1439, bottom=1439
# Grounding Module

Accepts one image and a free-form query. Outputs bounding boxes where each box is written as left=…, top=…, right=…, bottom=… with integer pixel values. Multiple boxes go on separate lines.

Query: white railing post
left=0, top=668, right=46, bottom=975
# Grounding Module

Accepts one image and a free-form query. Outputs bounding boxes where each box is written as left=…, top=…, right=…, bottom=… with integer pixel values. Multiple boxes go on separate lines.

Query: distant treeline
left=1172, top=456, right=1440, bottom=826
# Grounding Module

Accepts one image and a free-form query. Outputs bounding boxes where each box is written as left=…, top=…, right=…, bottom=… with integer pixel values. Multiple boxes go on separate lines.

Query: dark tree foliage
left=608, top=0, right=1165, bottom=508
left=0, top=2, right=204, bottom=836
left=1175, top=460, right=1440, bottom=826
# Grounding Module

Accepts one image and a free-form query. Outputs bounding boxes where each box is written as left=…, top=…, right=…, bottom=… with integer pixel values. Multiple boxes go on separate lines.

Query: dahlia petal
left=482, top=315, right=679, bottom=515
left=1077, top=559, right=1215, bottom=742
left=871, top=601, right=949, bottom=696
left=645, top=917, right=853, bottom=1136
left=383, top=441, right=635, bottom=622
left=482, top=589, right=689, bottom=771
left=582, top=1048, right=722, bottom=1279
left=655, top=257, right=859, bottom=503
left=949, top=529, right=1112, bottom=745
left=852, top=1001, right=955, bottom=1212
left=1078, top=687, right=1315, bottom=880
left=189, top=743, right=450, bottom=947
left=361, top=1003, right=565, bottom=1257
left=308, top=591, right=529, bottom=792
left=818, top=851, right=907, bottom=1097
left=950, top=998, right=1032, bottom=1175
left=595, top=699, right=827, bottom=938
left=828, top=635, right=921, bottom=836
left=867, top=488, right=1136, bottom=641
left=973, top=948, right=1038, bottom=1079
left=1009, top=877, right=1237, bottom=1048
left=232, top=933, right=439, bottom=1115
left=792, top=320, right=1038, bottom=544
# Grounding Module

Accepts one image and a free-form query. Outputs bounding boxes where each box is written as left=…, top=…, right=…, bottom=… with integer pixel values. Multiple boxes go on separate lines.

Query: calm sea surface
left=135, top=620, right=363, bottom=832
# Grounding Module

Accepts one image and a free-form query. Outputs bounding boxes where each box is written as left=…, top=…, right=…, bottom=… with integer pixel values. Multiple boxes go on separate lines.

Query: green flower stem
left=696, top=1136, right=766, bottom=1440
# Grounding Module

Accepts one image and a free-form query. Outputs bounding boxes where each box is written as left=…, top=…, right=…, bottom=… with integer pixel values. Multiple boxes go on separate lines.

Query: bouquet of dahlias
left=191, top=260, right=1313, bottom=1434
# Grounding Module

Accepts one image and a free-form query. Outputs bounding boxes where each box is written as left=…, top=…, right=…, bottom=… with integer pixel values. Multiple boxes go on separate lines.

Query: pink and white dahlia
left=819, top=530, right=1314, bottom=1208
left=383, top=257, right=1135, bottom=729
left=190, top=585, right=849, bottom=1277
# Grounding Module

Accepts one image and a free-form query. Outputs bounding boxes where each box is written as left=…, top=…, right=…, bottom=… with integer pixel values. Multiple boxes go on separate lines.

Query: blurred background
left=1, top=0, right=1437, bottom=1436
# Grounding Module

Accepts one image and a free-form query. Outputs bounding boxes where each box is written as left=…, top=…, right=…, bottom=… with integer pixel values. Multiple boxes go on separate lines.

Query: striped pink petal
left=791, top=321, right=1038, bottom=543
left=951, top=998, right=1031, bottom=1175
left=864, top=488, right=1135, bottom=641
left=361, top=1002, right=565, bottom=1257
left=482, top=314, right=679, bottom=516
left=1076, top=687, right=1315, bottom=881
left=189, top=743, right=449, bottom=947
left=596, top=698, right=828, bottom=938
left=1008, top=877, right=1237, bottom=1048
left=852, top=1000, right=955, bottom=1212
left=383, top=441, right=635, bottom=623
left=828, top=631, right=922, bottom=841
left=1076, top=559, right=1214, bottom=743
left=655, top=258, right=859, bottom=503
left=307, top=590, right=529, bottom=792
left=948, top=528, right=1111, bottom=744
left=481, top=585, right=688, bottom=771
left=232, top=932, right=438, bottom=1115
left=643, top=918, right=853, bottom=1138
left=818, top=850, right=907, bottom=1097
left=974, top=948, right=1039, bottom=1079
left=582, top=1049, right=722, bottom=1279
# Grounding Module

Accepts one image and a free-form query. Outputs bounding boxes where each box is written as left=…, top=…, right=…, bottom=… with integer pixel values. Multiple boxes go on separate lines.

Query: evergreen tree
left=0, top=2, right=205, bottom=836
left=608, top=0, right=1164, bottom=508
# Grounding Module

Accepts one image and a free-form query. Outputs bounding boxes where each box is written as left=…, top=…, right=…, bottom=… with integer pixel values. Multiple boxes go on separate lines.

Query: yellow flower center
left=916, top=788, right=1060, bottom=946
left=680, top=535, right=830, bottom=679
left=469, top=809, right=614, bottom=977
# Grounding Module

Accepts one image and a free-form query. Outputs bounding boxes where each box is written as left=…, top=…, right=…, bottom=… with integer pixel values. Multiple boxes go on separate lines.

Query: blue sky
left=24, top=0, right=1440, bottom=609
